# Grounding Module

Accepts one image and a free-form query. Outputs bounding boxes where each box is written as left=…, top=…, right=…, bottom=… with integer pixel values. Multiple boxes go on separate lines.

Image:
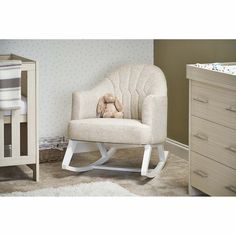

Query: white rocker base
left=62, top=140, right=169, bottom=178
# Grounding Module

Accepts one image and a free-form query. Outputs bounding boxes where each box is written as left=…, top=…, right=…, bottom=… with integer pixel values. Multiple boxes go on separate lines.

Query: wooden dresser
left=187, top=63, right=236, bottom=196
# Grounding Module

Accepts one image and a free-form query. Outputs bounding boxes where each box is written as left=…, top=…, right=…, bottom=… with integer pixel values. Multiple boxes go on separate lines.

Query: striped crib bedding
left=0, top=60, right=22, bottom=110
left=3, top=96, right=27, bottom=116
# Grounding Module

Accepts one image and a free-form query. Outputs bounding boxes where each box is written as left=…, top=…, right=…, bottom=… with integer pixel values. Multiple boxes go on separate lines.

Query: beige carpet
left=0, top=148, right=188, bottom=196
left=1, top=181, right=136, bottom=196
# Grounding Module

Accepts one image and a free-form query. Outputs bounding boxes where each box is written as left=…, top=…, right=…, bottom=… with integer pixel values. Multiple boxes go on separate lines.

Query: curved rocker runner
left=62, top=141, right=169, bottom=178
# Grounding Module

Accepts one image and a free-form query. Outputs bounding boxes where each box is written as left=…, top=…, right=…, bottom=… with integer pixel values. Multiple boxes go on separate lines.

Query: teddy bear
left=96, top=93, right=124, bottom=118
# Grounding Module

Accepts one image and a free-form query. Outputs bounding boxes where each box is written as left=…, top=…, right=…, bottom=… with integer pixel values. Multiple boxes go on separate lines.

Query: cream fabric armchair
left=62, top=64, right=168, bottom=178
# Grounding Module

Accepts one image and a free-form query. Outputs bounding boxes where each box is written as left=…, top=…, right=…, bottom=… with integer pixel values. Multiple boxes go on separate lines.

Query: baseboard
left=166, top=138, right=189, bottom=151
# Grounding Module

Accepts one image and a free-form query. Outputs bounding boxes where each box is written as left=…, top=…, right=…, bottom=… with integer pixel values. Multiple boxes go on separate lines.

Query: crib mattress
left=3, top=96, right=27, bottom=116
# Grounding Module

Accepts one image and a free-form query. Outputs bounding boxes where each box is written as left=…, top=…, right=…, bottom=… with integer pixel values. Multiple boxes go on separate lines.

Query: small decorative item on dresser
left=187, top=62, right=236, bottom=196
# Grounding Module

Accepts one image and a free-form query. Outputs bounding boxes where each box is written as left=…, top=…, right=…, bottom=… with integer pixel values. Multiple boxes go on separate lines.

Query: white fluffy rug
left=1, top=181, right=136, bottom=197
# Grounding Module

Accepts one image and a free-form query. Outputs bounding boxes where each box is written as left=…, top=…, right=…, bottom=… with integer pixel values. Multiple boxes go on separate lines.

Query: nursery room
left=1, top=1, right=236, bottom=236
left=0, top=39, right=235, bottom=196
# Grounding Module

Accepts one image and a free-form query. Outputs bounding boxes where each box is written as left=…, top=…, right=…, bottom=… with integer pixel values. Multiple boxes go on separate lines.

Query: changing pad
left=4, top=96, right=27, bottom=116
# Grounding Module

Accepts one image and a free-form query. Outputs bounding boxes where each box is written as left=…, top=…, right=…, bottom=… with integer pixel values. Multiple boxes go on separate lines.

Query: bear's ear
left=104, top=93, right=113, bottom=102
left=114, top=97, right=123, bottom=112
left=97, top=96, right=106, bottom=117
left=104, top=93, right=113, bottom=99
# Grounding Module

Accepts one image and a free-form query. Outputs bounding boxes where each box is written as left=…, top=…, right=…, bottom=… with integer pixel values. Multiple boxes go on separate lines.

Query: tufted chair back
left=106, top=64, right=167, bottom=120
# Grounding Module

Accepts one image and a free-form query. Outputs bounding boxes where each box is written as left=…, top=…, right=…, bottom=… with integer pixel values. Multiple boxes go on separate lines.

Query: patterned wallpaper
left=0, top=40, right=153, bottom=139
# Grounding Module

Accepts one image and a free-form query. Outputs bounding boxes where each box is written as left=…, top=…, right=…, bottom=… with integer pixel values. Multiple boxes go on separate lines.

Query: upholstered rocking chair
left=62, top=64, right=168, bottom=178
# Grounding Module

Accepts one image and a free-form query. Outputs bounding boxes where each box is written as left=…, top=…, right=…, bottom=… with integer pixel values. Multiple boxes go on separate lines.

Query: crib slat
left=27, top=68, right=38, bottom=181
left=27, top=69, right=37, bottom=159
left=27, top=70, right=35, bottom=159
left=11, top=109, right=20, bottom=158
left=0, top=111, right=4, bottom=158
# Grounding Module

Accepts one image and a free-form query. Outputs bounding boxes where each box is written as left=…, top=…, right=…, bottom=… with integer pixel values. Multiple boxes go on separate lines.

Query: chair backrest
left=106, top=64, right=167, bottom=119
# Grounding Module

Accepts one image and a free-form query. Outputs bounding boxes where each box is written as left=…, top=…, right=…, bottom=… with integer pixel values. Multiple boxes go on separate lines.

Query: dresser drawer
left=190, top=152, right=236, bottom=196
left=191, top=81, right=236, bottom=129
left=191, top=116, right=236, bottom=169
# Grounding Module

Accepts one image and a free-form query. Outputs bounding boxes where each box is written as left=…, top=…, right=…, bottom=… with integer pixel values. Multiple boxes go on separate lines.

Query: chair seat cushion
left=68, top=118, right=152, bottom=144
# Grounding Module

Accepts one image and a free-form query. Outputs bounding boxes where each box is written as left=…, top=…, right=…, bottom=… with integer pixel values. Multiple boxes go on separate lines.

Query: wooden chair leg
left=62, top=140, right=78, bottom=169
left=141, top=144, right=168, bottom=178
left=141, top=145, right=152, bottom=176
left=62, top=141, right=116, bottom=172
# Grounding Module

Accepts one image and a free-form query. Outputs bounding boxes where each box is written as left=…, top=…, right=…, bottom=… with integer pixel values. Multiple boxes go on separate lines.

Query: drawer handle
left=193, top=133, right=208, bottom=141
left=225, top=185, right=236, bottom=194
left=225, top=106, right=236, bottom=113
left=225, top=146, right=236, bottom=153
left=193, top=97, right=208, bottom=103
left=193, top=170, right=208, bottom=178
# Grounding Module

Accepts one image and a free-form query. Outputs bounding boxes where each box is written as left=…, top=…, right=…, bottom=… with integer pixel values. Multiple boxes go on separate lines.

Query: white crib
left=0, top=54, right=38, bottom=181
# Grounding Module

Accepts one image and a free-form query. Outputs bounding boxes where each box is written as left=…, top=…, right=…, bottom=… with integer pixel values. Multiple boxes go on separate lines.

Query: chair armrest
left=71, top=79, right=113, bottom=120
left=142, top=95, right=167, bottom=144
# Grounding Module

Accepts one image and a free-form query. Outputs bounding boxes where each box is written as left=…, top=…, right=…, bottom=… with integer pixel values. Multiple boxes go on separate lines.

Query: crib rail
left=3, top=115, right=27, bottom=124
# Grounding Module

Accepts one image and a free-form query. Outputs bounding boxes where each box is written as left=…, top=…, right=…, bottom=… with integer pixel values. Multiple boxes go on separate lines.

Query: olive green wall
left=154, top=40, right=236, bottom=145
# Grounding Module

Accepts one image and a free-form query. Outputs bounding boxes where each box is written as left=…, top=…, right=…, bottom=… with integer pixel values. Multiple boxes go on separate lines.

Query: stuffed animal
left=97, top=93, right=124, bottom=118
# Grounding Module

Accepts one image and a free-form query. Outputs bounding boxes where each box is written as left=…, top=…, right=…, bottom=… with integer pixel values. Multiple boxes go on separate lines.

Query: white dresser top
left=194, top=63, right=236, bottom=75
left=186, top=62, right=236, bottom=91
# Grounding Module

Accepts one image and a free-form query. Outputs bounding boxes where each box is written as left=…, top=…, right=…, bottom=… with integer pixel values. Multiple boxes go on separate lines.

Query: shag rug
left=1, top=181, right=136, bottom=197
